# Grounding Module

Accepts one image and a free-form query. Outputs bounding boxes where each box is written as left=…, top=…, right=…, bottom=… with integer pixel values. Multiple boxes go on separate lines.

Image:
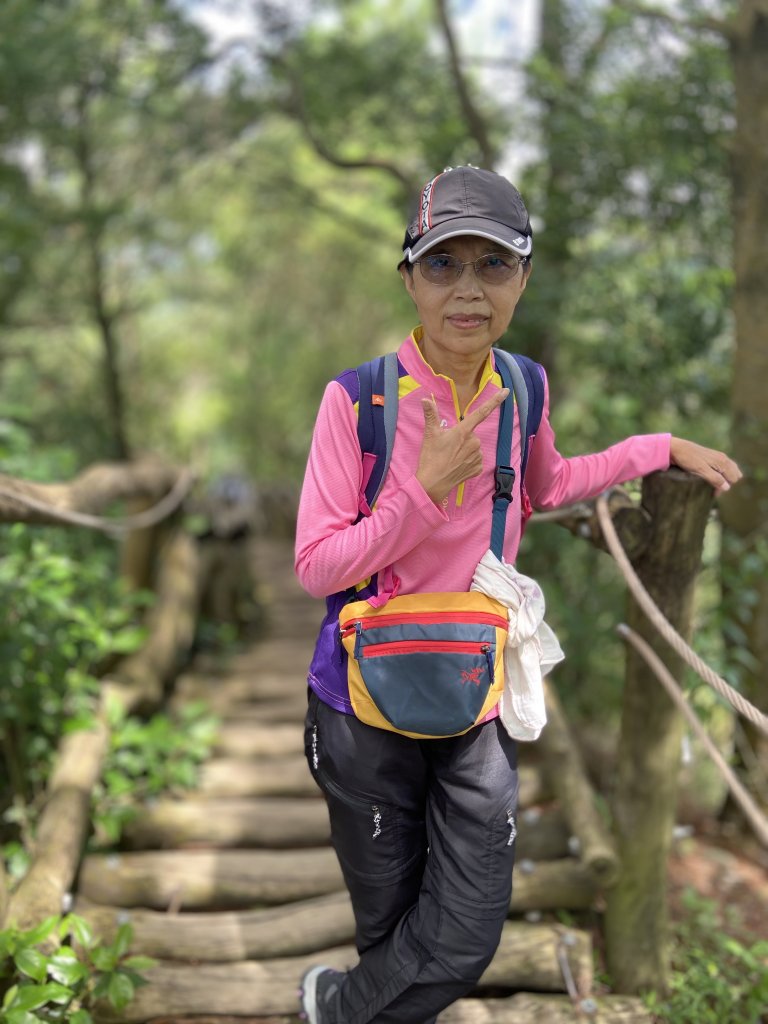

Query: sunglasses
left=415, top=252, right=527, bottom=286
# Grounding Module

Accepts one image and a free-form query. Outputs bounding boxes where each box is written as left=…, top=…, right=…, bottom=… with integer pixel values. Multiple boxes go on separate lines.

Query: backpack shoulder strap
left=493, top=348, right=545, bottom=482
left=354, top=352, right=399, bottom=513
left=490, top=348, right=545, bottom=558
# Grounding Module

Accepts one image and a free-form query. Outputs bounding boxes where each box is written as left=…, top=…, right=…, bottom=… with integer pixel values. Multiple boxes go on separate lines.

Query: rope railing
left=594, top=492, right=768, bottom=740
left=616, top=624, right=768, bottom=848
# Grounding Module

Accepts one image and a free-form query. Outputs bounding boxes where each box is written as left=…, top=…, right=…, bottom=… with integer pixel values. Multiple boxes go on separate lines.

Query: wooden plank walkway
left=76, top=539, right=652, bottom=1023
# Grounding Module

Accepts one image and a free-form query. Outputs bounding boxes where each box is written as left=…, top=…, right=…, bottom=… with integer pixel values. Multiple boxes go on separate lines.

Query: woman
left=294, top=166, right=741, bottom=1024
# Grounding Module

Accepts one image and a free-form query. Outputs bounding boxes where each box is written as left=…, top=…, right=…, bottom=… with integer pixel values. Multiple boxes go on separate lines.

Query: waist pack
left=337, top=347, right=545, bottom=740
left=340, top=592, right=508, bottom=739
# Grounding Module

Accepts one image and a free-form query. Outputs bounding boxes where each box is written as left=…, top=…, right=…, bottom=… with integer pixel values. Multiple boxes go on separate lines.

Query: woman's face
left=400, top=234, right=529, bottom=374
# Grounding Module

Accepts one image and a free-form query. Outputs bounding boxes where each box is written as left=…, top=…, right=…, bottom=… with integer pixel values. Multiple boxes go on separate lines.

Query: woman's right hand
left=416, top=389, right=509, bottom=505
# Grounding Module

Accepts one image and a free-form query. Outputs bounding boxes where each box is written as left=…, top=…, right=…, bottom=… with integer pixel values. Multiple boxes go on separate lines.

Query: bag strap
left=356, top=351, right=400, bottom=511
left=490, top=349, right=545, bottom=558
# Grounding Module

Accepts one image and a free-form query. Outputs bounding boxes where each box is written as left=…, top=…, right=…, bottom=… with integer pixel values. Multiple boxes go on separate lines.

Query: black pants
left=304, top=691, right=519, bottom=1024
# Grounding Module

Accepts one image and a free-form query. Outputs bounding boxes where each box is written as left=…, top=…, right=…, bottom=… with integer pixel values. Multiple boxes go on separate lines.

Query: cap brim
left=405, top=219, right=532, bottom=262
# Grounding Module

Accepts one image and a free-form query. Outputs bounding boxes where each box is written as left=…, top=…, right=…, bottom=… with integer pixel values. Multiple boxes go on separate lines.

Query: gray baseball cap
left=401, top=166, right=532, bottom=264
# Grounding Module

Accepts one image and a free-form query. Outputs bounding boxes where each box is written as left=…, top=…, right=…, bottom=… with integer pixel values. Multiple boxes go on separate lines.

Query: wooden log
left=549, top=487, right=653, bottom=563
left=78, top=848, right=345, bottom=909
left=78, top=849, right=596, bottom=913
left=172, top=669, right=305, bottom=706
left=78, top=891, right=356, bottom=960
left=605, top=471, right=714, bottom=994
left=104, top=530, right=204, bottom=714
left=109, top=995, right=653, bottom=1024
left=197, top=755, right=319, bottom=797
left=93, top=946, right=356, bottom=1022
left=122, top=797, right=330, bottom=849
left=93, top=921, right=594, bottom=1021
left=479, top=921, right=592, bottom=993
left=119, top=497, right=165, bottom=592
left=516, top=806, right=570, bottom=861
left=214, top=700, right=310, bottom=725
left=198, top=754, right=547, bottom=809
left=0, top=460, right=185, bottom=526
left=2, top=723, right=109, bottom=930
left=537, top=679, right=619, bottom=887
left=441, top=994, right=653, bottom=1023
left=212, top=722, right=305, bottom=758
left=122, top=796, right=569, bottom=858
left=511, top=858, right=598, bottom=912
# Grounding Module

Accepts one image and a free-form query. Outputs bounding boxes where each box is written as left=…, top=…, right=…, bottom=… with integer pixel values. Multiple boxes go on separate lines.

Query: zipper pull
left=353, top=620, right=364, bottom=658
left=482, top=643, right=495, bottom=682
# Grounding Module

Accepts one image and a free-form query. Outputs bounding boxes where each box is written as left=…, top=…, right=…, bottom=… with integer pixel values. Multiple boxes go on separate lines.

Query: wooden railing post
left=605, top=469, right=714, bottom=993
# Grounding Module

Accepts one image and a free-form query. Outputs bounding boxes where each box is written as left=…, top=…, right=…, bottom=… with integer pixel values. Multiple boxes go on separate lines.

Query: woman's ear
left=400, top=264, right=416, bottom=302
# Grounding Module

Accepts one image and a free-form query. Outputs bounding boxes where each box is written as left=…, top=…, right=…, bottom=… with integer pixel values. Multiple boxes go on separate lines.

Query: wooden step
left=79, top=849, right=597, bottom=913
left=78, top=890, right=355, bottom=960
left=441, top=994, right=653, bottom=1022
left=123, top=796, right=570, bottom=861
left=213, top=722, right=304, bottom=758
left=92, top=922, right=595, bottom=1022
left=197, top=755, right=318, bottom=797
left=122, top=796, right=329, bottom=849
left=78, top=848, right=343, bottom=910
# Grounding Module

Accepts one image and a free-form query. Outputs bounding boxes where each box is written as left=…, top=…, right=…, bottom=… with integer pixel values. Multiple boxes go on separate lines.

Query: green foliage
left=644, top=890, right=768, bottom=1024
left=0, top=525, right=149, bottom=809
left=91, top=701, right=219, bottom=847
left=0, top=913, right=154, bottom=1023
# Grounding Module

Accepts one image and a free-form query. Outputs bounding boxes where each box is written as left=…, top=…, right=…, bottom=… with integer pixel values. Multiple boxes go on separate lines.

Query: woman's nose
left=454, top=262, right=485, bottom=297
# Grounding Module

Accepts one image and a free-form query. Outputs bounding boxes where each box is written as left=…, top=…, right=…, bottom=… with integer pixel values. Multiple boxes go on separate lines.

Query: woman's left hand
left=669, top=437, right=743, bottom=496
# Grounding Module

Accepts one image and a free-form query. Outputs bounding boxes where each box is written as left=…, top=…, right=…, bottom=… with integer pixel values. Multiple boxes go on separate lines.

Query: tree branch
left=612, top=0, right=736, bottom=42
left=433, top=0, right=498, bottom=168
left=284, top=71, right=417, bottom=196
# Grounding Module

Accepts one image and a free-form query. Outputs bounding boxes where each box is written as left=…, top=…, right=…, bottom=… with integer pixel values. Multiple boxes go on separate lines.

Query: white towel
left=471, top=550, right=564, bottom=741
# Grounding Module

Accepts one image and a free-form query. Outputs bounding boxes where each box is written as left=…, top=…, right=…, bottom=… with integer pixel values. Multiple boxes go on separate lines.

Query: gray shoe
left=299, top=965, right=345, bottom=1024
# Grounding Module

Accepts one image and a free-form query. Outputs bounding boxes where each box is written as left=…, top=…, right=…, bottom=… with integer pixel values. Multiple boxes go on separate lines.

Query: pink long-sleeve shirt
left=295, top=330, right=671, bottom=714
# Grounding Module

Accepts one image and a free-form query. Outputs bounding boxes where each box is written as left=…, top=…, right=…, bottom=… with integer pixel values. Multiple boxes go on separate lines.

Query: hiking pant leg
left=305, top=691, right=431, bottom=955
left=304, top=694, right=518, bottom=1024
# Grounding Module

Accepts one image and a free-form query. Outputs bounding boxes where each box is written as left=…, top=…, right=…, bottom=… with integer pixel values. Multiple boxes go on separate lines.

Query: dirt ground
left=666, top=830, right=768, bottom=942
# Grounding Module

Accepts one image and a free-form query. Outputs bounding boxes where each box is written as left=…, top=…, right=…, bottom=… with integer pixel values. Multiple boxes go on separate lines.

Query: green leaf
left=47, top=949, right=89, bottom=986
left=5, top=982, right=65, bottom=1011
left=123, top=954, right=156, bottom=971
left=4, top=1008, right=41, bottom=1024
left=2, top=984, right=19, bottom=1009
left=106, top=969, right=136, bottom=1010
left=67, top=916, right=95, bottom=949
left=70, top=1011, right=93, bottom=1024
left=38, top=981, right=73, bottom=1005
left=14, top=947, right=48, bottom=982
left=112, top=922, right=133, bottom=959
left=89, top=945, right=117, bottom=972
left=21, top=916, right=60, bottom=947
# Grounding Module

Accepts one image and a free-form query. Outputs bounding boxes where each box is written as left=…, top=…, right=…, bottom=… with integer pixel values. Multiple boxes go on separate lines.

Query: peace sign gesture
left=416, top=388, right=509, bottom=505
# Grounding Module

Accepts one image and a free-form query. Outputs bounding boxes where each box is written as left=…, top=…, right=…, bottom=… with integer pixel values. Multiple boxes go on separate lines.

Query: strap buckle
left=493, top=465, right=516, bottom=503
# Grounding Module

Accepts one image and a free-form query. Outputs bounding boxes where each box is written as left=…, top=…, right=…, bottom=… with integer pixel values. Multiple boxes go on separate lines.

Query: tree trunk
left=538, top=679, right=619, bottom=885
left=605, top=470, right=713, bottom=993
left=433, top=0, right=497, bottom=168
left=75, top=85, right=131, bottom=460
left=719, top=0, right=768, bottom=807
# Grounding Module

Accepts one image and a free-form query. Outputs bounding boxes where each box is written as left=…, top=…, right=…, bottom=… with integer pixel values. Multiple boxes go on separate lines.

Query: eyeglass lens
left=417, top=253, right=522, bottom=285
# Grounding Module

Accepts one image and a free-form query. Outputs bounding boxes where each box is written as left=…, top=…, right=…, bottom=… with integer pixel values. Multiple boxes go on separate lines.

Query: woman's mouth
left=448, top=314, right=488, bottom=329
